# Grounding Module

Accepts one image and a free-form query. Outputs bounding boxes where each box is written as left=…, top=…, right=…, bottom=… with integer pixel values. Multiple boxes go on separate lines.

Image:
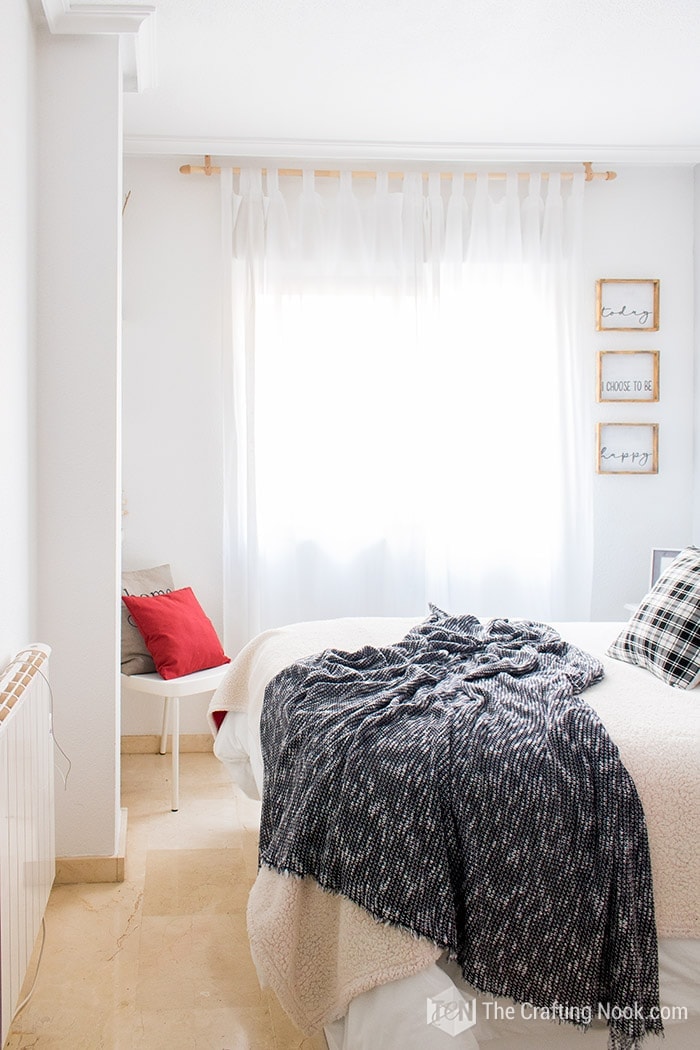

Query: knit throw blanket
left=259, top=609, right=662, bottom=1049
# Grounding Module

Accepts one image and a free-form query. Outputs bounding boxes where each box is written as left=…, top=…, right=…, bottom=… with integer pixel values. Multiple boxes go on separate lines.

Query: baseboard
left=120, top=733, right=214, bottom=754
left=55, top=807, right=128, bottom=885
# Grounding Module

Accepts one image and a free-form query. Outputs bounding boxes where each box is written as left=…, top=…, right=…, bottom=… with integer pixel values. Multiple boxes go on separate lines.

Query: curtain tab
left=449, top=171, right=464, bottom=197
left=404, top=171, right=422, bottom=197
left=242, top=167, right=264, bottom=201
left=547, top=171, right=562, bottom=197
left=474, top=171, right=489, bottom=202
left=428, top=172, right=441, bottom=200
left=570, top=169, right=585, bottom=201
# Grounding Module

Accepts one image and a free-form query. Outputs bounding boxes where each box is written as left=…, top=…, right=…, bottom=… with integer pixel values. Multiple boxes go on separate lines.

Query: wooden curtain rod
left=179, top=157, right=617, bottom=182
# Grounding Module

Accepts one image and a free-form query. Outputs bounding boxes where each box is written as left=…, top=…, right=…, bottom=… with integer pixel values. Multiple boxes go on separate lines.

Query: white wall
left=0, top=0, right=36, bottom=668
left=121, top=159, right=697, bottom=732
left=36, top=31, right=123, bottom=858
left=121, top=158, right=224, bottom=734
left=583, top=168, right=696, bottom=618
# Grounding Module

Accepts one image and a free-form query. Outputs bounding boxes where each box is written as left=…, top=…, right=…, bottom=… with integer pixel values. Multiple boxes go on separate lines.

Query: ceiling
left=46, top=1, right=700, bottom=162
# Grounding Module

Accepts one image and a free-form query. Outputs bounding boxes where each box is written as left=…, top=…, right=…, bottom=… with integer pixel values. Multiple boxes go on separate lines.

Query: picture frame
left=597, top=350, right=659, bottom=402
left=595, top=279, right=660, bottom=331
left=650, top=547, right=681, bottom=588
left=596, top=422, right=658, bottom=475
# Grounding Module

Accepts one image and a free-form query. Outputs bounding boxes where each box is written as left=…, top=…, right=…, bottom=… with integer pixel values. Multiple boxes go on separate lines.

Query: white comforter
left=209, top=617, right=700, bottom=1048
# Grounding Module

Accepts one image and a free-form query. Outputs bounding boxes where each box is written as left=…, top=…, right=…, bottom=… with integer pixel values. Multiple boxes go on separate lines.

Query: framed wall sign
left=597, top=350, right=659, bottom=402
left=596, top=279, right=660, bottom=331
left=650, top=547, right=681, bottom=588
left=596, top=423, right=658, bottom=474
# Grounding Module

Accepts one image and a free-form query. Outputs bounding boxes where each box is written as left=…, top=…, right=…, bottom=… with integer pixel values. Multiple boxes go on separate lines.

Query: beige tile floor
left=6, top=752, right=328, bottom=1050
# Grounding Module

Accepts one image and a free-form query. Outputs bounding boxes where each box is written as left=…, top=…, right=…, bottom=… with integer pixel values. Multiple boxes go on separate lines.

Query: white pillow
left=607, top=546, right=700, bottom=689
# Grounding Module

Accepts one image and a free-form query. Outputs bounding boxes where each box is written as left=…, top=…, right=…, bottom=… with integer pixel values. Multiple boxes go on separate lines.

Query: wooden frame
left=650, top=548, right=681, bottom=588
left=597, top=350, right=659, bottom=402
left=596, top=423, right=658, bottom=475
left=596, top=279, right=659, bottom=331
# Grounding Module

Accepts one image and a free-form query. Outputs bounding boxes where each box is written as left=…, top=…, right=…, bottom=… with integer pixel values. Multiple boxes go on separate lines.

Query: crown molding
left=39, top=2, right=157, bottom=92
left=123, top=136, right=700, bottom=167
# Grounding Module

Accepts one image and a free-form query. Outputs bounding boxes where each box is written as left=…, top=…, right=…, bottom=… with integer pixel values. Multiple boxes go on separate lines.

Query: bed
left=208, top=610, right=699, bottom=1050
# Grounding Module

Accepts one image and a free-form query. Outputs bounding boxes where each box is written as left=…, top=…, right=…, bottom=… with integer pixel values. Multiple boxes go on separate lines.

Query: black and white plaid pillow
left=608, top=546, right=700, bottom=688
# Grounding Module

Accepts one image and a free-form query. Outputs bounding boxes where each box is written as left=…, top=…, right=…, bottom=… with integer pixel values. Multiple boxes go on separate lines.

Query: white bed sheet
left=211, top=617, right=700, bottom=1049
left=324, top=939, right=700, bottom=1050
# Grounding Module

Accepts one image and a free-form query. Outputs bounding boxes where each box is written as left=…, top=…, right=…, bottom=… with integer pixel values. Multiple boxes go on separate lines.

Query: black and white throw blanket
left=259, top=608, right=662, bottom=1049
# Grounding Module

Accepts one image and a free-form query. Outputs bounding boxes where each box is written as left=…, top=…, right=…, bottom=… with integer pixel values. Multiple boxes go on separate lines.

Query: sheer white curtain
left=221, top=167, right=592, bottom=654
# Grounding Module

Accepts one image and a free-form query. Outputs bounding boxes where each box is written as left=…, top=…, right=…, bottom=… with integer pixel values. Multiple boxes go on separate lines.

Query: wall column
left=694, top=166, right=700, bottom=541
left=36, top=30, right=122, bottom=859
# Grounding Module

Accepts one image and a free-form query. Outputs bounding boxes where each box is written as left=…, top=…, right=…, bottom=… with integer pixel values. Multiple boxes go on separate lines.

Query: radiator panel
left=0, top=646, right=55, bottom=1045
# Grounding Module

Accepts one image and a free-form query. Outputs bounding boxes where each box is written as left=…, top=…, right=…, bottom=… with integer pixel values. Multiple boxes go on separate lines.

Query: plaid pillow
left=608, top=546, right=700, bottom=688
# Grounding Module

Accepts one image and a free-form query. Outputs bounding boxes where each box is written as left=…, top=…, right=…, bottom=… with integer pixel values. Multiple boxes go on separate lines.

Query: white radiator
left=0, top=646, right=55, bottom=1045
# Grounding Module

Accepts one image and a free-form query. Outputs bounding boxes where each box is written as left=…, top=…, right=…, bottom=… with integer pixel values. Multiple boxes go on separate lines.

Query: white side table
left=121, top=664, right=229, bottom=811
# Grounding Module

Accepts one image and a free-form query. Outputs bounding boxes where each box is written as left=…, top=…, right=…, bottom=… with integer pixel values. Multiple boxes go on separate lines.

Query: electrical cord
left=11, top=918, right=47, bottom=1022
left=35, top=665, right=72, bottom=788
left=3, top=651, right=73, bottom=788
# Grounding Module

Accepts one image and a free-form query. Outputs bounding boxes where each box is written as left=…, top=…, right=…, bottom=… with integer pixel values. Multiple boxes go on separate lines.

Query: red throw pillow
left=121, top=587, right=230, bottom=680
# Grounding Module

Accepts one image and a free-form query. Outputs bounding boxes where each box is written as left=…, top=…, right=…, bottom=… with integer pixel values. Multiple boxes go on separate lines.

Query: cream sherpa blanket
left=209, top=618, right=699, bottom=1033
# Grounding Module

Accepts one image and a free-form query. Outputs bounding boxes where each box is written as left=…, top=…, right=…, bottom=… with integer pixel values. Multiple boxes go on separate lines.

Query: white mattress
left=211, top=617, right=700, bottom=1049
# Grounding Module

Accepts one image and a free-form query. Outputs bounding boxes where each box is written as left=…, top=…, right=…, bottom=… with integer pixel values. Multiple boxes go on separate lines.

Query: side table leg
left=159, top=697, right=170, bottom=755
left=171, top=696, right=180, bottom=812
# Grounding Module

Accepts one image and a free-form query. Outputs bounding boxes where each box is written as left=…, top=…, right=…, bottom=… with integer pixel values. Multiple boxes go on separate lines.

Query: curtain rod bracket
left=584, top=160, right=617, bottom=182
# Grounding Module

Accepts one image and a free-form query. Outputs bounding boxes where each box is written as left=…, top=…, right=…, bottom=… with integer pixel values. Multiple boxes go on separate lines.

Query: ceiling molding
left=40, top=2, right=157, bottom=92
left=123, top=136, right=700, bottom=167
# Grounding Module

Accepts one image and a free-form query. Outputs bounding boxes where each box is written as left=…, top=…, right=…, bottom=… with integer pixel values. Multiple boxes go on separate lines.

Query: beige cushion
left=121, top=564, right=175, bottom=674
